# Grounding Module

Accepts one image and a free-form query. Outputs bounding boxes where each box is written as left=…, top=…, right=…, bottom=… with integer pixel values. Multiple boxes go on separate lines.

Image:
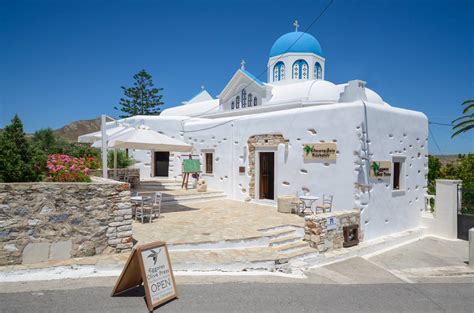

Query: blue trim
left=292, top=59, right=308, bottom=79
left=315, top=62, right=322, bottom=79
left=240, top=69, right=264, bottom=86
left=270, top=31, right=323, bottom=57
left=273, top=61, right=285, bottom=81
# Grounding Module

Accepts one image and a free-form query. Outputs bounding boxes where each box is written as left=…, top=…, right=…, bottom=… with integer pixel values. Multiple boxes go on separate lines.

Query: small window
left=392, top=157, right=405, bottom=192
left=236, top=96, right=240, bottom=109
left=205, top=153, right=213, bottom=174
left=242, top=89, right=247, bottom=108
left=315, top=62, right=322, bottom=79
left=393, top=162, right=401, bottom=190
left=248, top=93, right=252, bottom=108
left=254, top=96, right=257, bottom=106
left=239, top=166, right=245, bottom=175
left=231, top=101, right=235, bottom=110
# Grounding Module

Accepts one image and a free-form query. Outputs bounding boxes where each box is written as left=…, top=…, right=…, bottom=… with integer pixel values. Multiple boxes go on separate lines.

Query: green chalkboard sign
left=182, top=159, right=201, bottom=173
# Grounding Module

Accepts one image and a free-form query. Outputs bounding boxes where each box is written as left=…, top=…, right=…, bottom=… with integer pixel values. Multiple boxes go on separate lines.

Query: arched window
left=292, top=60, right=309, bottom=80
left=236, top=96, right=240, bottom=109
left=315, top=62, right=322, bottom=79
left=273, top=61, right=285, bottom=81
left=253, top=96, right=257, bottom=106
left=241, top=89, right=246, bottom=108
left=231, top=101, right=235, bottom=110
left=248, top=93, right=252, bottom=108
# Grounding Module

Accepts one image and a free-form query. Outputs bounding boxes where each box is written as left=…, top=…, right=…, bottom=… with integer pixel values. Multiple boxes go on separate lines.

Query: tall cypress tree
left=114, top=70, right=164, bottom=118
left=0, top=115, right=39, bottom=182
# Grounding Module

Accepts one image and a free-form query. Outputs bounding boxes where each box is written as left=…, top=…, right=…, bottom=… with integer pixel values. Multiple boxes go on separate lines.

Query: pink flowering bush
left=46, top=154, right=91, bottom=182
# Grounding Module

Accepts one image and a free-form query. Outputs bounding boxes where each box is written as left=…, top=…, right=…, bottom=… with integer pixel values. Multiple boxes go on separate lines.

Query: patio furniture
left=299, top=195, right=319, bottom=215
left=316, top=194, right=334, bottom=213
left=135, top=192, right=162, bottom=223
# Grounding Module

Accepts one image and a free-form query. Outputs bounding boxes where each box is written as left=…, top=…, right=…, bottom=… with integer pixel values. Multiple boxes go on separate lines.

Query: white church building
left=81, top=25, right=428, bottom=241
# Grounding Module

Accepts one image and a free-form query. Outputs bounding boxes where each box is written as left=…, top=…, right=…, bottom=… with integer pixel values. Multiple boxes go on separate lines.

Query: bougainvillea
left=46, top=154, right=91, bottom=182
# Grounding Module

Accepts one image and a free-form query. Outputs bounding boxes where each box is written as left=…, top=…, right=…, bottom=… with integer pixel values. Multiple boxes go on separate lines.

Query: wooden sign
left=303, top=143, right=337, bottom=161
left=182, top=159, right=201, bottom=173
left=112, top=241, right=178, bottom=312
left=369, top=161, right=392, bottom=178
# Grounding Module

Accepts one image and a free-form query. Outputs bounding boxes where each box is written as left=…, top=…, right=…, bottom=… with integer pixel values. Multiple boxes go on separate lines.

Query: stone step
left=276, top=247, right=320, bottom=264
left=161, top=193, right=227, bottom=206
left=269, top=235, right=302, bottom=247
left=161, top=191, right=226, bottom=202
left=275, top=241, right=309, bottom=254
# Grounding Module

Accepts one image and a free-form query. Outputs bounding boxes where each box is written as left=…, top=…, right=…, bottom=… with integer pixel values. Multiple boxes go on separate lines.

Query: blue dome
left=269, top=31, right=323, bottom=57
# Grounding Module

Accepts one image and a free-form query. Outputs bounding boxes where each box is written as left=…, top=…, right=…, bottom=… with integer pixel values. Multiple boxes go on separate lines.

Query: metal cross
left=201, top=85, right=205, bottom=91
left=240, top=59, right=246, bottom=70
left=293, top=20, right=299, bottom=32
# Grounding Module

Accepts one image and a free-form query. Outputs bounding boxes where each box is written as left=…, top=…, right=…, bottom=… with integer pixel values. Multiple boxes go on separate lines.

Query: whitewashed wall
left=124, top=101, right=427, bottom=241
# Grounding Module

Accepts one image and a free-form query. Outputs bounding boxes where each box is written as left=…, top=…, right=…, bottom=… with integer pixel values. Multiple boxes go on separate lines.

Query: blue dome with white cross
left=269, top=31, right=323, bottom=58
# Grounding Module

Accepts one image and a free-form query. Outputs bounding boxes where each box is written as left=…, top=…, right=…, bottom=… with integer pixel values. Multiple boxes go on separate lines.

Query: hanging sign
left=303, top=143, right=337, bottom=161
left=111, top=241, right=178, bottom=312
left=369, top=161, right=392, bottom=178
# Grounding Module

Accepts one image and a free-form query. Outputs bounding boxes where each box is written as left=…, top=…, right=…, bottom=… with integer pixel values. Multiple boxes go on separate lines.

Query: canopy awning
left=92, top=126, right=192, bottom=152
left=78, top=126, right=133, bottom=143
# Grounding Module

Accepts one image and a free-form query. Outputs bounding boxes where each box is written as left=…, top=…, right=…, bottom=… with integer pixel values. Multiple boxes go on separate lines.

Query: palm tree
left=451, top=99, right=474, bottom=138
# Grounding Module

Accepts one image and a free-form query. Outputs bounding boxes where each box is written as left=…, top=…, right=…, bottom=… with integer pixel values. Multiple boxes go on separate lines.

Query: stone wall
left=304, top=210, right=363, bottom=253
left=0, top=177, right=133, bottom=265
left=247, top=134, right=287, bottom=199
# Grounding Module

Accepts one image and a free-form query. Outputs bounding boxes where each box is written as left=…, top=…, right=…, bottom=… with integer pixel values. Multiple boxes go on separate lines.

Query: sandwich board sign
left=111, top=241, right=178, bottom=312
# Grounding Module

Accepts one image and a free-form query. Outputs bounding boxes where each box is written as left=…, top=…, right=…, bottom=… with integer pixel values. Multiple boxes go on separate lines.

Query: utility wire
left=428, top=124, right=443, bottom=154
left=429, top=121, right=453, bottom=127
left=180, top=0, right=335, bottom=132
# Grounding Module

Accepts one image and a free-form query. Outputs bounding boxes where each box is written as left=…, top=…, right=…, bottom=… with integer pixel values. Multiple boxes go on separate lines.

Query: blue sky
left=0, top=0, right=472, bottom=154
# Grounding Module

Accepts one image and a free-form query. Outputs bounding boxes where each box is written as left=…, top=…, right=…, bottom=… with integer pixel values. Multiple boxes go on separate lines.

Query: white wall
left=421, top=180, right=462, bottom=240
left=123, top=101, right=427, bottom=241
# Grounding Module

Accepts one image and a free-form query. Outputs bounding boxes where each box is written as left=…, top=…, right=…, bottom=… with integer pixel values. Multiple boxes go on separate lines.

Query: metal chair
left=316, top=194, right=333, bottom=213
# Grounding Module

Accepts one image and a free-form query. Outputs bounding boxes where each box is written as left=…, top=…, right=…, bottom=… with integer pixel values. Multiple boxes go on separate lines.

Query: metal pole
left=101, top=114, right=108, bottom=179
left=114, top=149, right=117, bottom=179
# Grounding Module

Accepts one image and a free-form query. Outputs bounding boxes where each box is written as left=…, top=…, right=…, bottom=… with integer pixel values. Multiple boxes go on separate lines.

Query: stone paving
left=132, top=199, right=305, bottom=245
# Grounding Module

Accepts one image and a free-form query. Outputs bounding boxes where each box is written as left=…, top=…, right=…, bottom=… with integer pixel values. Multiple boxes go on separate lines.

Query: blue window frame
left=292, top=59, right=309, bottom=79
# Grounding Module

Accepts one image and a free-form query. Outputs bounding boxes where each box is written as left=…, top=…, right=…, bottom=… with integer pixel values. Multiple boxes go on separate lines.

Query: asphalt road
left=1, top=282, right=473, bottom=313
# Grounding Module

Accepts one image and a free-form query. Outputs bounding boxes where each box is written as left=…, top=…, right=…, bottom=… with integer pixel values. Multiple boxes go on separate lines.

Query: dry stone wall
left=0, top=178, right=133, bottom=265
left=304, top=210, right=363, bottom=252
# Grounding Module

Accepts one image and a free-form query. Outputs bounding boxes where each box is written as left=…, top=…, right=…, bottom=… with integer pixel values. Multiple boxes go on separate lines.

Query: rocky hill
left=54, top=117, right=101, bottom=142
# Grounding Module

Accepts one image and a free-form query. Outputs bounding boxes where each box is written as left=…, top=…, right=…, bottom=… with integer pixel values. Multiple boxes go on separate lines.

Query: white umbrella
left=78, top=126, right=133, bottom=143
left=93, top=126, right=192, bottom=152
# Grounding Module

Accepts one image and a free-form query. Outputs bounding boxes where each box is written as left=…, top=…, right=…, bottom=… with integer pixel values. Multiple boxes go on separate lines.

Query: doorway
left=259, top=152, right=275, bottom=200
left=154, top=152, right=169, bottom=177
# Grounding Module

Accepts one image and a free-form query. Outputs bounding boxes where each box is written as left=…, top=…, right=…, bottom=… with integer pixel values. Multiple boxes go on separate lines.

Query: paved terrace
left=132, top=199, right=304, bottom=244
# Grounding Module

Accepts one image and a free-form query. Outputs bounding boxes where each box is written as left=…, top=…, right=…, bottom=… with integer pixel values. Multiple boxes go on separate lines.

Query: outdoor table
left=299, top=196, right=319, bottom=215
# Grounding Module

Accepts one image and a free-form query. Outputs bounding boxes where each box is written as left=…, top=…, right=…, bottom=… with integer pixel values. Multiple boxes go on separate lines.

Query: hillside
left=53, top=117, right=101, bottom=142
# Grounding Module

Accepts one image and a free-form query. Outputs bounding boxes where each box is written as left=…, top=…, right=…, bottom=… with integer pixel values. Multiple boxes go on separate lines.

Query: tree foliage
left=108, top=150, right=134, bottom=169
left=451, top=99, right=474, bottom=138
left=114, top=70, right=164, bottom=118
left=0, top=115, right=42, bottom=182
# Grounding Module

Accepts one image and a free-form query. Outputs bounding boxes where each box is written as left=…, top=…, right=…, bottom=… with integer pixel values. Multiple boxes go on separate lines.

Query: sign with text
left=303, top=143, right=337, bottom=161
left=369, top=161, right=392, bottom=178
left=111, top=242, right=178, bottom=312
left=327, top=217, right=337, bottom=230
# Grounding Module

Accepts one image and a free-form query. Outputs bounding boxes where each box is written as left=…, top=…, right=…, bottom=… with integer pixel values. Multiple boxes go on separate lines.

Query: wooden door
left=259, top=152, right=275, bottom=200
left=154, top=152, right=169, bottom=177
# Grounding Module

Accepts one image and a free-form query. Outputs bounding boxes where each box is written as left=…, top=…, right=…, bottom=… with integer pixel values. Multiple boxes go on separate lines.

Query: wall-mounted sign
left=112, top=241, right=178, bottom=312
left=327, top=217, right=337, bottom=230
left=303, top=143, right=337, bottom=161
left=369, top=161, right=392, bottom=178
